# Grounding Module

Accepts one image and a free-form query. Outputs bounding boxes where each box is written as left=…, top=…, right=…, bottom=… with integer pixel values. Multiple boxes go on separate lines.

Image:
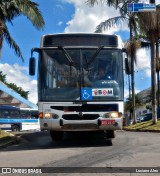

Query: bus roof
left=0, top=105, right=19, bottom=110
left=41, top=33, right=123, bottom=48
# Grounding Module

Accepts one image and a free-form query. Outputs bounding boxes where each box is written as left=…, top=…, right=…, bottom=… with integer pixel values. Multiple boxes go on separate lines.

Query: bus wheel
left=50, top=131, right=63, bottom=141
left=105, top=130, right=116, bottom=138
left=11, top=125, right=20, bottom=132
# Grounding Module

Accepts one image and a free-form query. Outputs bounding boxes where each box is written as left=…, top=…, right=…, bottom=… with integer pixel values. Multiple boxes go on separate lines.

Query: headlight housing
left=39, top=112, right=59, bottom=119
left=103, top=111, right=122, bottom=118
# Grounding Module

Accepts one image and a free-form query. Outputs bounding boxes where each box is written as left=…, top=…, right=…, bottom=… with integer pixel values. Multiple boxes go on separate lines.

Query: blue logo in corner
left=81, top=88, right=92, bottom=100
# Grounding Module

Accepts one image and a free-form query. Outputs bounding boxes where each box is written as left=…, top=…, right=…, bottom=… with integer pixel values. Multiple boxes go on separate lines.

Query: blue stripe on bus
left=0, top=119, right=39, bottom=123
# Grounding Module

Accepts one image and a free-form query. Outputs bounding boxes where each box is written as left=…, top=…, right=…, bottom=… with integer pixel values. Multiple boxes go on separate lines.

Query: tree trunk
left=128, top=75, right=132, bottom=120
left=157, top=71, right=160, bottom=107
left=129, top=15, right=136, bottom=124
left=156, top=41, right=160, bottom=107
left=151, top=36, right=157, bottom=124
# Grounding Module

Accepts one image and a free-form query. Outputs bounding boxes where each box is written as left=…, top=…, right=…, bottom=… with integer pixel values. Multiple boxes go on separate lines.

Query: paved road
left=0, top=130, right=160, bottom=176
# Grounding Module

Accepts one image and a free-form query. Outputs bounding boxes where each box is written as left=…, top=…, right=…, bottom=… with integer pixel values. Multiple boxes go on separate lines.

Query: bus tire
left=50, top=131, right=63, bottom=141
left=11, top=124, right=20, bottom=132
left=105, top=130, right=115, bottom=138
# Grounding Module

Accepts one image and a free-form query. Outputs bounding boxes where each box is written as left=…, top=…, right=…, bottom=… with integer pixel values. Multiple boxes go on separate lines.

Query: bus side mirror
left=125, top=58, right=131, bottom=75
left=122, top=48, right=131, bottom=75
left=29, top=57, right=36, bottom=75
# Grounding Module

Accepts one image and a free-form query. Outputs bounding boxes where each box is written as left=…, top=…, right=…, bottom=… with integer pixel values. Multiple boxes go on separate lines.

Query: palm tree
left=156, top=39, right=160, bottom=107
left=87, top=0, right=160, bottom=124
left=0, top=0, right=45, bottom=60
left=137, top=8, right=160, bottom=124
left=87, top=0, right=141, bottom=124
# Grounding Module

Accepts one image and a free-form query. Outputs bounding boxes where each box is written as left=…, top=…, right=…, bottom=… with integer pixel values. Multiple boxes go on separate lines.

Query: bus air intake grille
left=62, top=114, right=99, bottom=120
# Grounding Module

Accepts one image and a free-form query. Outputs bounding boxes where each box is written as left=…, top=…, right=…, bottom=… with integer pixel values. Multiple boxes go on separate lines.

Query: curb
left=0, top=134, right=30, bottom=149
left=0, top=137, right=19, bottom=149
left=123, top=128, right=160, bottom=133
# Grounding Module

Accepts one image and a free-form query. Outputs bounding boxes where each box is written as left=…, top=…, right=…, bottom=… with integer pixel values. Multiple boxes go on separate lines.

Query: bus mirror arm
left=31, top=48, right=40, bottom=57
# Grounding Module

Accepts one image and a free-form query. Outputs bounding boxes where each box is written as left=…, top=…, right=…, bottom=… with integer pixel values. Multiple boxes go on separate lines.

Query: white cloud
left=64, top=0, right=128, bottom=33
left=0, top=63, right=37, bottom=104
left=124, top=88, right=129, bottom=99
left=136, top=48, right=151, bottom=77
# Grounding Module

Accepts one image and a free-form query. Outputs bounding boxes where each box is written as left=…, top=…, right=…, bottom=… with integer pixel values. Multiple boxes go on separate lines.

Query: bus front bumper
left=40, top=118, right=122, bottom=131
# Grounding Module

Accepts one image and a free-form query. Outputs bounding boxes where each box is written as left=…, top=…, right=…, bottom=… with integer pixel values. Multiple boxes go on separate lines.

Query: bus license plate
left=101, top=120, right=115, bottom=125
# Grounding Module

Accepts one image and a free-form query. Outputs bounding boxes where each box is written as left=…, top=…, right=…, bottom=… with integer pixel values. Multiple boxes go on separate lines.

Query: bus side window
left=0, top=110, right=2, bottom=118
left=1, top=109, right=10, bottom=118
left=20, top=110, right=30, bottom=119
left=10, top=110, right=20, bottom=119
left=30, top=111, right=38, bottom=119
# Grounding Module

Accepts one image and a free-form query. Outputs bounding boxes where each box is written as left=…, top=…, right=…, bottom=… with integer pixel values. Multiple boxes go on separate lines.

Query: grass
left=124, top=119, right=160, bottom=131
left=0, top=130, right=16, bottom=145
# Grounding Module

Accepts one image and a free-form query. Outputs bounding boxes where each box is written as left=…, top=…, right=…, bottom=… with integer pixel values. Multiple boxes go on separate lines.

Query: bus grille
left=62, top=114, right=99, bottom=120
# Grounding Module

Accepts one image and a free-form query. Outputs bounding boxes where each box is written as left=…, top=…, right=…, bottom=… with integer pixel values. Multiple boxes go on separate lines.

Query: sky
left=0, top=0, right=158, bottom=104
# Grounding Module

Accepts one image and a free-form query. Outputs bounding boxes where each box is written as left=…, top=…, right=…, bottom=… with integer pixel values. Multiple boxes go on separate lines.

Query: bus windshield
left=39, top=48, right=123, bottom=101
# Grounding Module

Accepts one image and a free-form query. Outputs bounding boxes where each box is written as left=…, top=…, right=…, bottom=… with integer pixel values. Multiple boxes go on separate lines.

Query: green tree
left=7, top=83, right=29, bottom=99
left=0, top=71, right=29, bottom=99
left=125, top=94, right=143, bottom=114
left=0, top=71, right=7, bottom=83
left=0, top=0, right=45, bottom=60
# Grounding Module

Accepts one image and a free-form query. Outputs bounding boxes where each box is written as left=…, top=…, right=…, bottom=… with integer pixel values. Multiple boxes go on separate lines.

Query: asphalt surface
left=1, top=130, right=160, bottom=176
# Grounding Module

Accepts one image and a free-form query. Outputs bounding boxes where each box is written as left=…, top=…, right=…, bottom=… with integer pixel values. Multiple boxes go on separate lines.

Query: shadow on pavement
left=0, top=131, right=114, bottom=151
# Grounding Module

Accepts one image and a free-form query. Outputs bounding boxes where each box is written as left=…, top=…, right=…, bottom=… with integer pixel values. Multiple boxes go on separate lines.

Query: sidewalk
left=123, top=127, right=160, bottom=133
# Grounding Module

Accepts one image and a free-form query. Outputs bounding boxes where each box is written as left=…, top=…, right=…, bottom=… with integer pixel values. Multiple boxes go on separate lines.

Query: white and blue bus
left=0, top=105, right=39, bottom=131
left=29, top=33, right=129, bottom=142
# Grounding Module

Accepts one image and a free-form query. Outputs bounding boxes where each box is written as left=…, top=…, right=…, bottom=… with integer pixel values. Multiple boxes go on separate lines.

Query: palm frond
left=12, top=0, right=45, bottom=29
left=3, top=24, right=23, bottom=61
left=137, top=10, right=160, bottom=41
left=0, top=1, right=20, bottom=24
left=124, top=39, right=141, bottom=65
left=86, top=0, right=120, bottom=8
left=0, top=0, right=45, bottom=60
left=95, top=15, right=127, bottom=33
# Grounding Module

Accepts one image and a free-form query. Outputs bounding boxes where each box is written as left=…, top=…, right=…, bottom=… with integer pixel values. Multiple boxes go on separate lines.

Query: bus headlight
left=39, top=112, right=59, bottom=119
left=103, top=112, right=122, bottom=118
left=110, top=112, right=118, bottom=118
left=44, top=113, right=51, bottom=118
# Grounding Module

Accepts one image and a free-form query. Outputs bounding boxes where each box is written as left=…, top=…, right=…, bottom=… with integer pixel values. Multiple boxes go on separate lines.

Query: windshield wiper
left=87, top=46, right=104, bottom=66
left=58, top=46, right=74, bottom=65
